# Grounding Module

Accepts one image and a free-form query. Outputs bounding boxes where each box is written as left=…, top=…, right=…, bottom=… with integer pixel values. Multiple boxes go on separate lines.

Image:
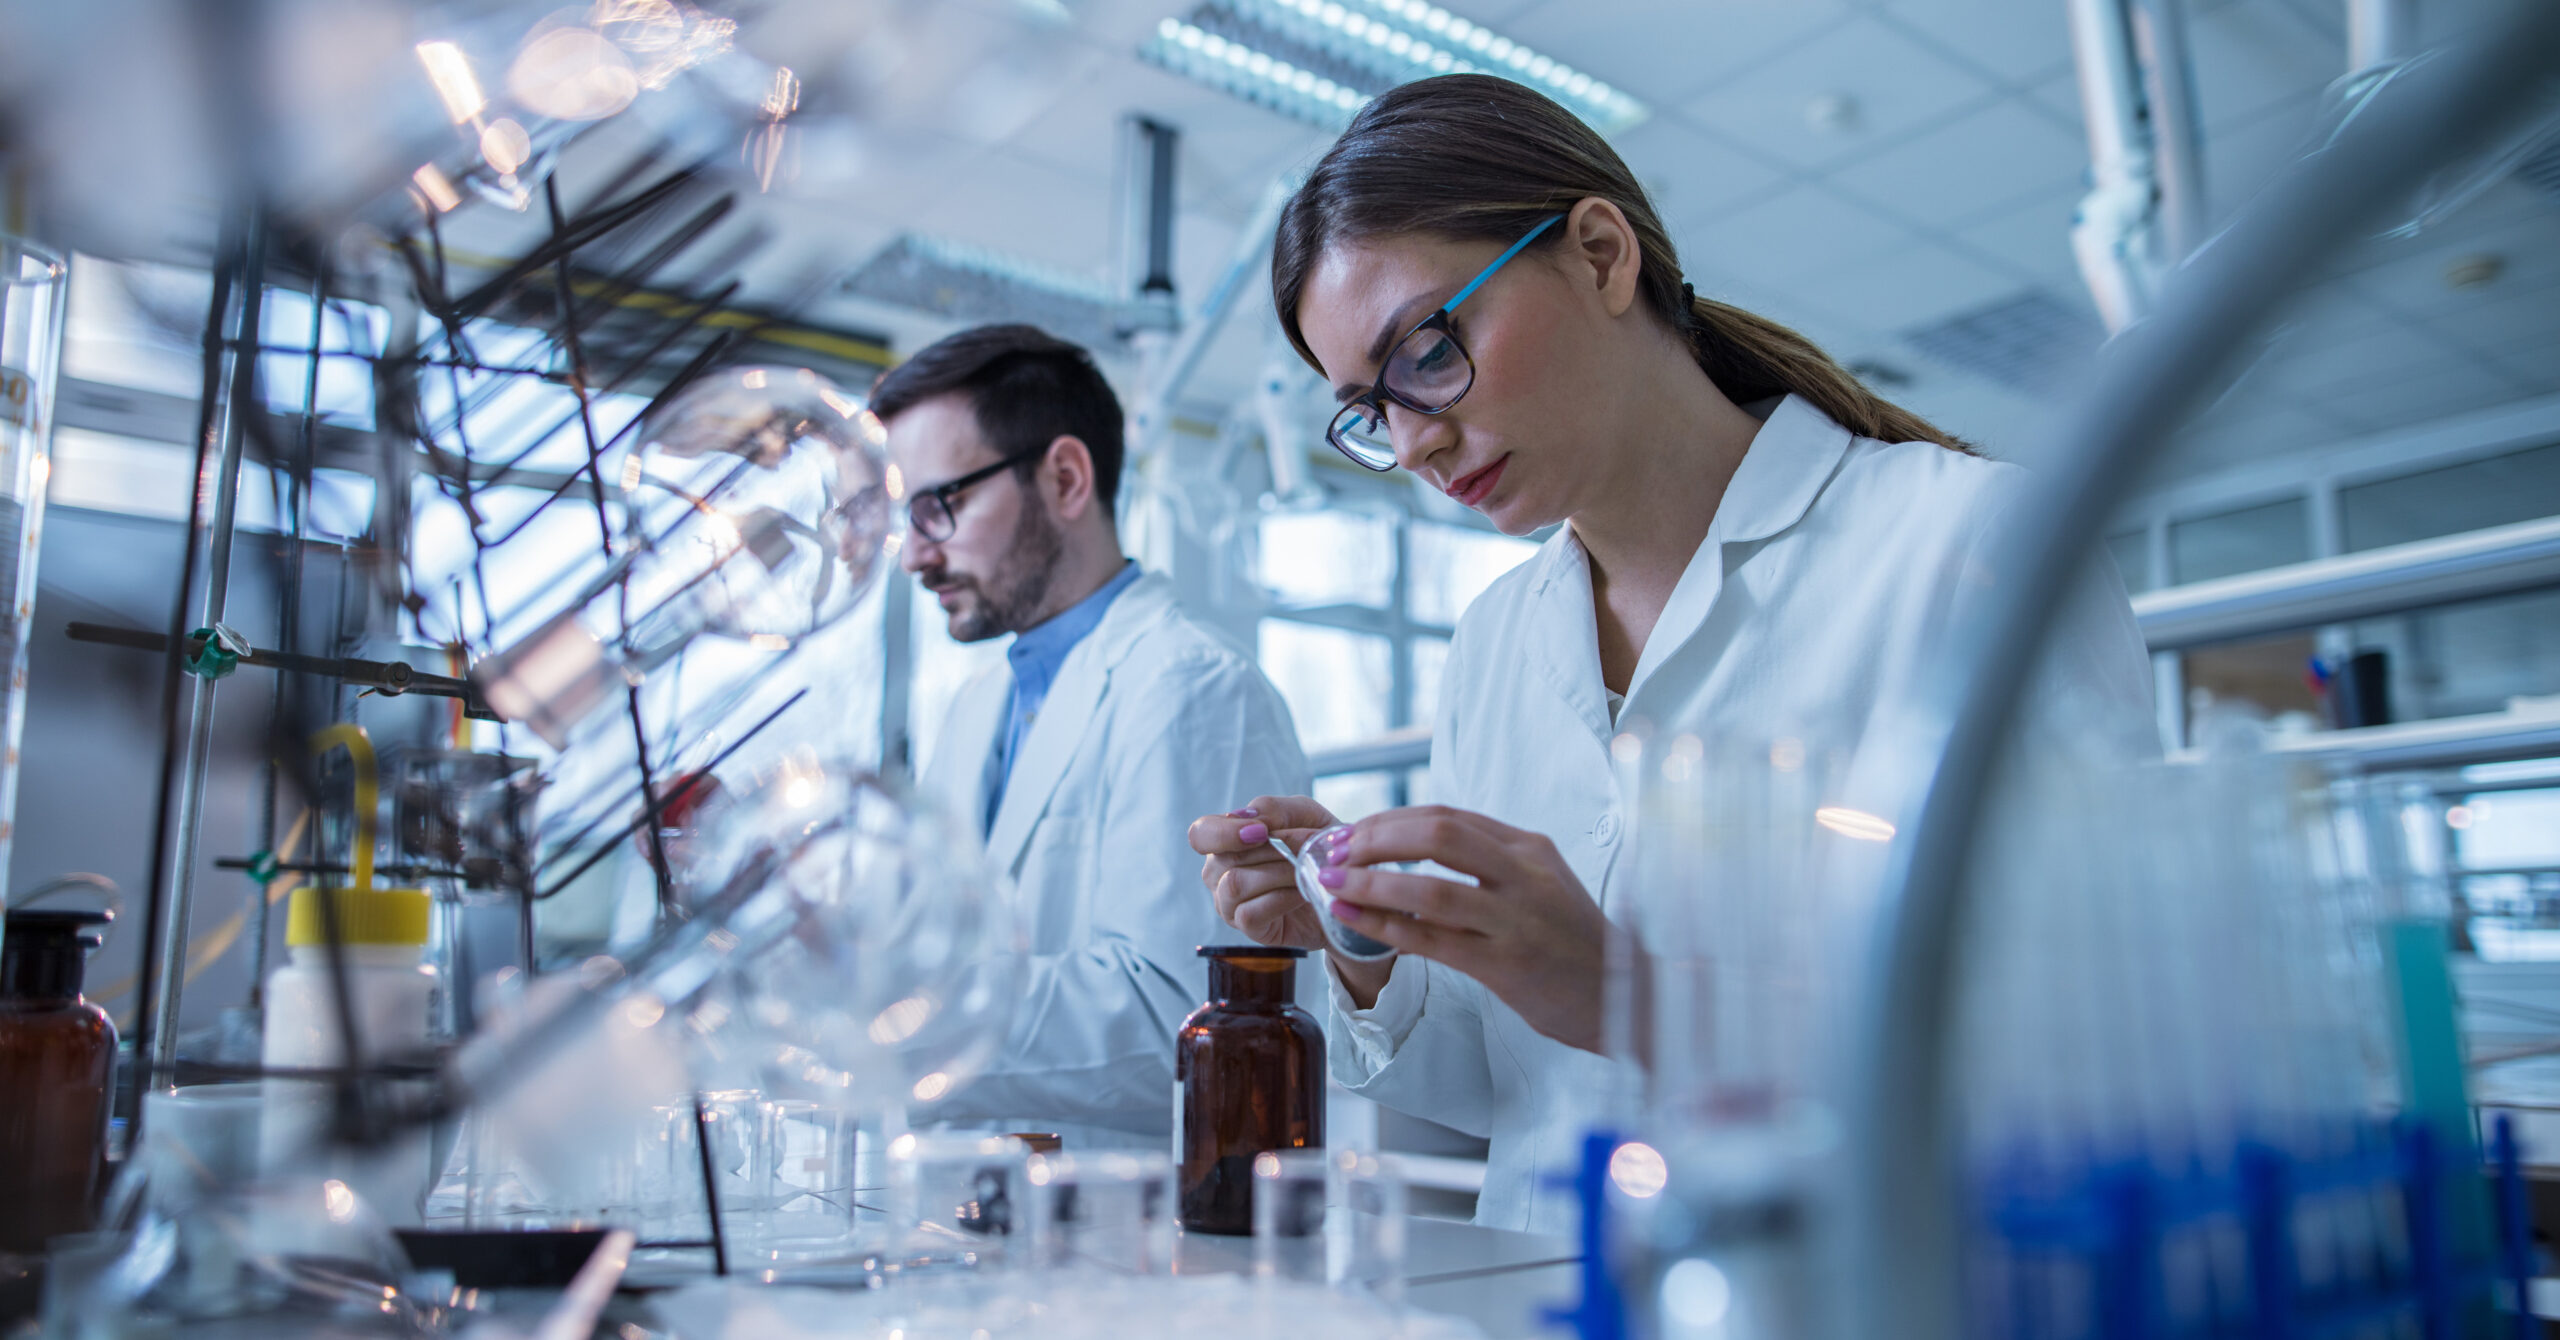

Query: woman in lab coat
left=1189, top=74, right=2155, bottom=1234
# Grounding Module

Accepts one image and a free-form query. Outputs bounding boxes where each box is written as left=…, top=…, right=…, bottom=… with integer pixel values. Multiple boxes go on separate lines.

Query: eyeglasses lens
left=909, top=493, right=953, bottom=541
left=1383, top=327, right=1472, bottom=411
left=1327, top=402, right=1397, bottom=471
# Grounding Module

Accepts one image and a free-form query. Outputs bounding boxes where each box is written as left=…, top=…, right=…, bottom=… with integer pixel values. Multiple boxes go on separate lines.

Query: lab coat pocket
left=1015, top=801, right=1098, bottom=950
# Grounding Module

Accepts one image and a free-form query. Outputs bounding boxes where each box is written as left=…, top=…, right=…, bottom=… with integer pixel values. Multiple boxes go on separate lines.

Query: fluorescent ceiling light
left=1141, top=0, right=1647, bottom=134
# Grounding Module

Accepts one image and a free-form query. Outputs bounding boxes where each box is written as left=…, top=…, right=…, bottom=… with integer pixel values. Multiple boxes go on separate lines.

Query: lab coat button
left=1594, top=812, right=1620, bottom=845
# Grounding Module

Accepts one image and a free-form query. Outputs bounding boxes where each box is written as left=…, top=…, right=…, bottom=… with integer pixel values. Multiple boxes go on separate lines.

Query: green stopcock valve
left=245, top=849, right=281, bottom=885
left=185, top=624, right=251, bottom=679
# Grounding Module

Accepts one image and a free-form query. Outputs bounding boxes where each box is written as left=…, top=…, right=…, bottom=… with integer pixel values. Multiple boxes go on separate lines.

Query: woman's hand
left=1189, top=796, right=1401, bottom=1008
left=1317, top=805, right=1611, bottom=1053
left=1187, top=795, right=1337, bottom=952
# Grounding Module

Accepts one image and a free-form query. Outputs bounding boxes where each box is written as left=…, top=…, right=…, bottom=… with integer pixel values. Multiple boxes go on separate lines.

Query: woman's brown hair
left=1272, top=74, right=1967, bottom=451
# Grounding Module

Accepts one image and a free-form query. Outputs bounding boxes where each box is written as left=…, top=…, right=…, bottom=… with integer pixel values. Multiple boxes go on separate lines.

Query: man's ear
left=1042, top=434, right=1099, bottom=522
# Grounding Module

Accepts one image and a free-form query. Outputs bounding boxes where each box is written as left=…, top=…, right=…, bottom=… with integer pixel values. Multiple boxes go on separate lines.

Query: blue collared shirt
left=984, top=561, right=1143, bottom=833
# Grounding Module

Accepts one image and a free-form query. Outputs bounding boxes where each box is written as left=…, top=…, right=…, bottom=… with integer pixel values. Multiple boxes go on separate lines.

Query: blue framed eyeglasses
left=1325, top=213, right=1564, bottom=471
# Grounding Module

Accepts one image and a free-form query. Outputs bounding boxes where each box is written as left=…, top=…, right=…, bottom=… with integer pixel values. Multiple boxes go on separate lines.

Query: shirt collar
left=1007, top=560, right=1141, bottom=697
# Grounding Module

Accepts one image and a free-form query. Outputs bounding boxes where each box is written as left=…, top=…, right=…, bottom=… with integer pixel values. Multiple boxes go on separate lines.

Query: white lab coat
left=1328, top=396, right=2158, bottom=1232
left=918, top=571, right=1311, bottom=1148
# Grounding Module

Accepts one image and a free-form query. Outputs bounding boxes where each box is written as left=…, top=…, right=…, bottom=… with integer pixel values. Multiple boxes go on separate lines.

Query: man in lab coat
left=875, top=323, right=1310, bottom=1148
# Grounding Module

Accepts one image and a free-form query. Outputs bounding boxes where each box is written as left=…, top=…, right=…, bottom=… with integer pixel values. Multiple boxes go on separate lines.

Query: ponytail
left=1682, top=291, right=1972, bottom=451
left=1274, top=74, right=1969, bottom=453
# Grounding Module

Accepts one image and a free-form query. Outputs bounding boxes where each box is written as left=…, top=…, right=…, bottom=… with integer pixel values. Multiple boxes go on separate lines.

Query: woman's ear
left=1562, top=197, right=1644, bottom=319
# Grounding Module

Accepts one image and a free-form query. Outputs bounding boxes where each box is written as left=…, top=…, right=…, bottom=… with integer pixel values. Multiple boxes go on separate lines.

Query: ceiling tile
left=1831, top=96, right=2088, bottom=230
left=1947, top=183, right=2086, bottom=289
left=2423, top=277, right=2560, bottom=351
left=2027, top=66, right=2082, bottom=132
left=1503, top=0, right=1858, bottom=109
left=2253, top=315, right=2471, bottom=397
left=2312, top=357, right=2531, bottom=436
left=914, top=148, right=1120, bottom=276
left=777, top=124, right=993, bottom=229
left=1682, top=16, right=1999, bottom=171
left=1686, top=266, right=1881, bottom=353
left=1675, top=181, right=1924, bottom=283
left=2256, top=281, right=2395, bottom=355
left=1888, top=375, right=2054, bottom=459
left=1869, top=0, right=2076, bottom=90
left=1172, top=210, right=1250, bottom=311
left=1446, top=0, right=1549, bottom=25
left=2183, top=0, right=2345, bottom=132
left=2489, top=333, right=2560, bottom=398
left=997, top=60, right=1325, bottom=226
left=2343, top=211, right=2560, bottom=327
left=2200, top=91, right=2321, bottom=226
left=1613, top=115, right=1793, bottom=232
left=2157, top=402, right=2341, bottom=473
left=1786, top=239, right=2019, bottom=333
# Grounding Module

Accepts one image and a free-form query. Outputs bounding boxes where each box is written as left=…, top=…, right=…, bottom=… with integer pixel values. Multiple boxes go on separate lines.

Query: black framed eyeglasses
left=1326, top=213, right=1564, bottom=471
left=906, top=445, right=1044, bottom=541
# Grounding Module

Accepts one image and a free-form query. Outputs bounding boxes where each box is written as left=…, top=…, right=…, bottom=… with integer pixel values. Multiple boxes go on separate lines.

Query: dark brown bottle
left=1175, top=946, right=1323, bottom=1235
left=0, top=909, right=116, bottom=1254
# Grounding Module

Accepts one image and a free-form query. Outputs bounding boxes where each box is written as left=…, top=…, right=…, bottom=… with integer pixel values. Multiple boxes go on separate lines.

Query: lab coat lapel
left=1622, top=396, right=1854, bottom=707
left=981, top=573, right=1176, bottom=874
left=1524, top=536, right=1616, bottom=744
left=921, top=665, right=1011, bottom=833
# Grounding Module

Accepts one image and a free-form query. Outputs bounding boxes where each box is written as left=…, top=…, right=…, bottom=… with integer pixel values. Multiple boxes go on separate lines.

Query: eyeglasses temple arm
left=1439, top=213, right=1565, bottom=314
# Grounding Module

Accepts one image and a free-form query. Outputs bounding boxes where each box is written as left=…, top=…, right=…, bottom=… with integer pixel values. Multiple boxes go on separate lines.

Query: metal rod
left=129, top=236, right=240, bottom=1113
left=151, top=231, right=267, bottom=1079
left=2132, top=0, right=2209, bottom=261
left=2349, top=0, right=2418, bottom=73
left=144, top=208, right=268, bottom=1084
left=532, top=687, right=807, bottom=900
left=1834, top=11, right=2560, bottom=1340
left=1128, top=173, right=1298, bottom=459
left=63, top=623, right=491, bottom=709
left=690, top=1092, right=730, bottom=1276
left=2132, top=514, right=2560, bottom=651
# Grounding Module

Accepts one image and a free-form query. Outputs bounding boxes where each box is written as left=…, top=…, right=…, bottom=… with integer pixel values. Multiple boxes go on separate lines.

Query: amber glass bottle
left=0, top=909, right=116, bottom=1253
left=1175, top=946, right=1323, bottom=1235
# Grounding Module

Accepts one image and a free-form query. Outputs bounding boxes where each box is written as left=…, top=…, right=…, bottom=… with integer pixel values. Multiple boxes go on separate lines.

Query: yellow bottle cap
left=284, top=886, right=432, bottom=948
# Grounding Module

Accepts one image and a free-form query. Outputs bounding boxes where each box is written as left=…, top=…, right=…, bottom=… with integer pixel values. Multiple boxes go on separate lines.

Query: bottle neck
left=1206, top=955, right=1298, bottom=1007
left=0, top=936, right=87, bottom=1003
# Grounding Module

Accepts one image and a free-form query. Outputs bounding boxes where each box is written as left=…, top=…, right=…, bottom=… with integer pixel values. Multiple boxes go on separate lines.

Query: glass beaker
left=1022, top=1150, right=1175, bottom=1274
left=883, top=1132, right=1028, bottom=1271
left=1250, top=1148, right=1406, bottom=1306
left=0, top=239, right=64, bottom=901
left=751, top=1100, right=859, bottom=1259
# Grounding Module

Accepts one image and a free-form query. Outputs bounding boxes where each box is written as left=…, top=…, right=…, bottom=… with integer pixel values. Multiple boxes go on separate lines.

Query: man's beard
left=943, top=501, right=1065, bottom=642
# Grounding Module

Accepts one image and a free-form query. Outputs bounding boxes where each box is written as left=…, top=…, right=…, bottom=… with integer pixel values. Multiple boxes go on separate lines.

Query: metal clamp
left=184, top=624, right=252, bottom=679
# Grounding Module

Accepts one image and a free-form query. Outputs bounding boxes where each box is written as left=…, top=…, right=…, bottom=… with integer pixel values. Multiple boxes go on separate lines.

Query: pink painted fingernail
left=1229, top=807, right=1259, bottom=818
left=1237, top=822, right=1268, bottom=845
left=1318, top=867, right=1346, bottom=889
left=1329, top=899, right=1360, bottom=920
left=1323, top=841, right=1350, bottom=868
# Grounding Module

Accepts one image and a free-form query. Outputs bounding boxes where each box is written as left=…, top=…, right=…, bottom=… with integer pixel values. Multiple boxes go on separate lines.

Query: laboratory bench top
left=1173, top=1213, right=1582, bottom=1336
left=610, top=1215, right=1581, bottom=1338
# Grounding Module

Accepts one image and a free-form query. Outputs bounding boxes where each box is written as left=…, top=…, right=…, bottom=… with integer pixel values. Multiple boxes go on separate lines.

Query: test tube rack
left=1977, top=1114, right=2537, bottom=1340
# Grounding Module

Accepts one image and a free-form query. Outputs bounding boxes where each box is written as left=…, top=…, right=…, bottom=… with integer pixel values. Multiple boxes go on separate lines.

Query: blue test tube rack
left=1979, top=1114, right=2538, bottom=1340
left=1539, top=1117, right=2538, bottom=1340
